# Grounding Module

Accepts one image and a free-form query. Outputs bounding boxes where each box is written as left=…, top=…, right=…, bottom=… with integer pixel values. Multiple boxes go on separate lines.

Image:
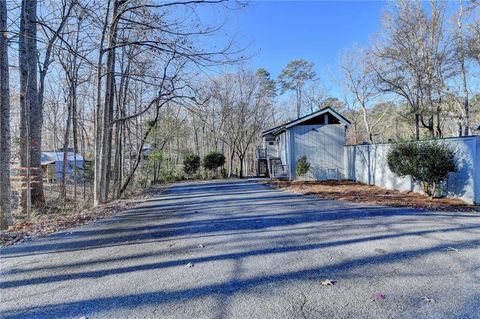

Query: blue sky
left=215, top=0, right=387, bottom=96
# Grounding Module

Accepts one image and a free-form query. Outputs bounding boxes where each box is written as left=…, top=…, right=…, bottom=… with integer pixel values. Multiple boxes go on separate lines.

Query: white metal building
left=256, top=107, right=351, bottom=180
left=256, top=108, right=479, bottom=204
left=41, top=151, right=85, bottom=182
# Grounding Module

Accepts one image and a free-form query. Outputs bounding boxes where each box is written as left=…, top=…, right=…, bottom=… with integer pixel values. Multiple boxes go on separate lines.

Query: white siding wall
left=289, top=124, right=346, bottom=180
left=277, top=132, right=287, bottom=162
left=286, top=130, right=292, bottom=179
left=476, top=136, right=480, bottom=203
left=265, top=140, right=278, bottom=158
left=344, top=136, right=480, bottom=204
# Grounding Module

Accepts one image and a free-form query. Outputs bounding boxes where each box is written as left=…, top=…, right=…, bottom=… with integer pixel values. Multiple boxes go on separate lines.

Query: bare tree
left=207, top=69, right=274, bottom=178
left=452, top=0, right=480, bottom=136
left=454, top=0, right=470, bottom=135
left=233, top=72, right=272, bottom=178
left=58, top=12, right=88, bottom=200
left=19, top=0, right=41, bottom=215
left=467, top=0, right=480, bottom=66
left=340, top=46, right=389, bottom=143
left=92, top=0, right=240, bottom=204
left=0, top=0, right=13, bottom=229
left=303, top=83, right=327, bottom=113
left=372, top=0, right=451, bottom=139
left=93, top=0, right=112, bottom=205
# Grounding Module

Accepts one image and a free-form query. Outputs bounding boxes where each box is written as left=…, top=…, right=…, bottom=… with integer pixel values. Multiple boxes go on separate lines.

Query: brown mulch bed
left=265, top=180, right=479, bottom=212
left=0, top=186, right=168, bottom=247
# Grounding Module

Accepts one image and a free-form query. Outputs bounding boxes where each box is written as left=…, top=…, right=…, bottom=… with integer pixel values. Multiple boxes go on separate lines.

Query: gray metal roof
left=262, top=107, right=350, bottom=136
left=41, top=152, right=84, bottom=165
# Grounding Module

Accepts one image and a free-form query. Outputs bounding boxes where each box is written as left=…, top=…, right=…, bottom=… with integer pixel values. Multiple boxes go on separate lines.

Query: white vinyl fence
left=344, top=136, right=480, bottom=205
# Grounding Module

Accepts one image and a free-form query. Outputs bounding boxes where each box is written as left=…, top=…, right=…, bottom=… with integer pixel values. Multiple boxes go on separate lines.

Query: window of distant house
left=269, top=141, right=274, bottom=145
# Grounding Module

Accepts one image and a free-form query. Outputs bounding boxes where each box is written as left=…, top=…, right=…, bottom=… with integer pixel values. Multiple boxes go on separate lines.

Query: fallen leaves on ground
left=422, top=296, right=436, bottom=303
left=372, top=292, right=386, bottom=301
left=0, top=187, right=167, bottom=247
left=265, top=180, right=478, bottom=212
left=321, top=279, right=336, bottom=286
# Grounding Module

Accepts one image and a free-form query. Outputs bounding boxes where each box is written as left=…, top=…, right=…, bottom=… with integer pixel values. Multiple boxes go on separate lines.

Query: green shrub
left=183, top=154, right=201, bottom=176
left=220, top=167, right=228, bottom=178
left=296, top=155, right=311, bottom=177
left=146, top=149, right=164, bottom=185
left=203, top=151, right=225, bottom=173
left=387, top=140, right=457, bottom=197
left=160, top=165, right=184, bottom=182
left=200, top=170, right=209, bottom=180
left=81, top=161, right=94, bottom=184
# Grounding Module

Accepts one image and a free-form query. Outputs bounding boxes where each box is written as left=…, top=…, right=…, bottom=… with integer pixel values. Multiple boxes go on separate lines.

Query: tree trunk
left=296, top=85, right=301, bottom=118
left=436, top=102, right=442, bottom=138
left=61, top=95, right=72, bottom=199
left=72, top=82, right=78, bottom=202
left=228, top=147, right=235, bottom=177
left=361, top=102, right=373, bottom=143
left=114, top=121, right=122, bottom=197
left=0, top=0, right=13, bottom=229
left=420, top=114, right=434, bottom=138
left=94, top=0, right=112, bottom=205
left=193, top=122, right=199, bottom=155
left=113, top=54, right=130, bottom=198
left=100, top=0, right=124, bottom=202
left=414, top=113, right=420, bottom=140
left=19, top=0, right=45, bottom=214
left=120, top=104, right=161, bottom=195
left=239, top=154, right=244, bottom=178
left=457, top=1, right=470, bottom=136
left=71, top=17, right=81, bottom=203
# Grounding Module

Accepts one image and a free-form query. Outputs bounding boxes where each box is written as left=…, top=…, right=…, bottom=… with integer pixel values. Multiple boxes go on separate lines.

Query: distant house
left=256, top=107, right=350, bottom=180
left=41, top=151, right=85, bottom=183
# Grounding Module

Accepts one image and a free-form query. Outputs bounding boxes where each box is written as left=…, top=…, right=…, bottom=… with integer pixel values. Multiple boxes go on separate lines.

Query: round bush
left=203, top=151, right=225, bottom=171
left=296, top=155, right=311, bottom=177
left=387, top=141, right=457, bottom=197
left=183, top=154, right=200, bottom=176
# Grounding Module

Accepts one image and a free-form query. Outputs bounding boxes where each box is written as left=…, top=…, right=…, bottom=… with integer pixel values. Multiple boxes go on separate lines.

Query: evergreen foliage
left=387, top=141, right=458, bottom=196
left=296, top=155, right=311, bottom=177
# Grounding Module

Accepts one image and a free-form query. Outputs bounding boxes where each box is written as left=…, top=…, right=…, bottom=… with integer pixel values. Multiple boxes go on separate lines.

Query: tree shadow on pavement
left=1, top=237, right=479, bottom=319
left=1, top=180, right=479, bottom=319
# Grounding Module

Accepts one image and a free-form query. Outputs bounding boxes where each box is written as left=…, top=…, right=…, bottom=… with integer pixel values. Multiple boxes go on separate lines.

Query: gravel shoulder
left=1, top=179, right=479, bottom=319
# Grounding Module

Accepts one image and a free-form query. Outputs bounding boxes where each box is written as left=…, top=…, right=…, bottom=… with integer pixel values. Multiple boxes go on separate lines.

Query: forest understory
left=0, top=184, right=169, bottom=247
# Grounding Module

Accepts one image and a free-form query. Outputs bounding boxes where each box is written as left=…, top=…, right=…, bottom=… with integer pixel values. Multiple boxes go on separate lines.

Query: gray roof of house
left=262, top=106, right=350, bottom=136
left=41, top=152, right=84, bottom=165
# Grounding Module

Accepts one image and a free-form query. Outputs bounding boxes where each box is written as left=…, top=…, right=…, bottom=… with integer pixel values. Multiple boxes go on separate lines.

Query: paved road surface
left=1, top=180, right=479, bottom=319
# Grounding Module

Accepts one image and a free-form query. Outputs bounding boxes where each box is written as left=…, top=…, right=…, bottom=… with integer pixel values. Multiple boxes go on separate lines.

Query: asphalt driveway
left=1, top=179, right=479, bottom=319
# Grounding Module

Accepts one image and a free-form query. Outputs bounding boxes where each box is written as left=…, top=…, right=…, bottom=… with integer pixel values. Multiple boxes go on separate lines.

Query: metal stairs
left=268, top=157, right=287, bottom=179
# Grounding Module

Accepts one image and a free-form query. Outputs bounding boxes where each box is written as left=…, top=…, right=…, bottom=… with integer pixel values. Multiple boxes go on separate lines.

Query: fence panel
left=344, top=136, right=479, bottom=205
